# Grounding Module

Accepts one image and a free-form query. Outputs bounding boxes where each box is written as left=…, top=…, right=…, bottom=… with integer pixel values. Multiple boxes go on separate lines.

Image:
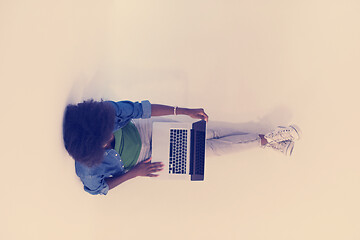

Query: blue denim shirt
left=75, top=100, right=152, bottom=195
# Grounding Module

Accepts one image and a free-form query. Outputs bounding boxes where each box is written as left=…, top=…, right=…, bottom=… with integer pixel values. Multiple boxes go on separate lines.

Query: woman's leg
left=133, top=118, right=266, bottom=160
left=205, top=121, right=263, bottom=157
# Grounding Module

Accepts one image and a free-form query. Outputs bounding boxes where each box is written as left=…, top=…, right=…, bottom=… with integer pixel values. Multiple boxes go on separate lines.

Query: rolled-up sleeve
left=80, top=174, right=109, bottom=195
left=140, top=100, right=151, bottom=118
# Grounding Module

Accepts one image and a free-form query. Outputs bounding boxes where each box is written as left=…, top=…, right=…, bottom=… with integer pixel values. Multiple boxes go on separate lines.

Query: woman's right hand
left=132, top=157, right=164, bottom=177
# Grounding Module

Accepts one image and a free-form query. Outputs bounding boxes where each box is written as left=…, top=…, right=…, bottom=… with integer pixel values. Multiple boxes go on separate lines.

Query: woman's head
left=63, top=99, right=115, bottom=167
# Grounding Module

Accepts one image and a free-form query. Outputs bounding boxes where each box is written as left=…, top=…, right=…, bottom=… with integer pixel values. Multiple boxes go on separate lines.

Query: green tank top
left=113, top=121, right=142, bottom=171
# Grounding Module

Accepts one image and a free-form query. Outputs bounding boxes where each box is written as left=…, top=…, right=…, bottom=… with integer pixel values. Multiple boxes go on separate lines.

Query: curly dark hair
left=63, top=99, right=115, bottom=167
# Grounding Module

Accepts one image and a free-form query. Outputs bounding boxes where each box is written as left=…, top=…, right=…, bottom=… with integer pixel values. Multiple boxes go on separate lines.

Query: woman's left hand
left=186, top=108, right=209, bottom=122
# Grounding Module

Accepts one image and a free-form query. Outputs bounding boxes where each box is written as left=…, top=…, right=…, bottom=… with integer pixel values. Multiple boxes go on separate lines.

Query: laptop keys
left=169, top=129, right=187, bottom=174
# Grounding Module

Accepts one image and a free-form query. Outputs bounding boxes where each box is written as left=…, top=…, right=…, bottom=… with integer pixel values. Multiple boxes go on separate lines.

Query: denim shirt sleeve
left=80, top=174, right=110, bottom=195
left=106, top=100, right=151, bottom=129
left=75, top=150, right=126, bottom=195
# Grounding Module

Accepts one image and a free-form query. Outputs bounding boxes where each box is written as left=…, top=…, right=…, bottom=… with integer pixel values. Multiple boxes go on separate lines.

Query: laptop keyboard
left=169, top=129, right=188, bottom=174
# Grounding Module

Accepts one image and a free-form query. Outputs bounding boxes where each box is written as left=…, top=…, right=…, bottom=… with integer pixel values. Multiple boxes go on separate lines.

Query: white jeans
left=132, top=117, right=261, bottom=163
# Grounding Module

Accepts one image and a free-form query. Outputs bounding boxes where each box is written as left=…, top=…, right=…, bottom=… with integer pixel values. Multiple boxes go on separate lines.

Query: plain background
left=1, top=1, right=360, bottom=239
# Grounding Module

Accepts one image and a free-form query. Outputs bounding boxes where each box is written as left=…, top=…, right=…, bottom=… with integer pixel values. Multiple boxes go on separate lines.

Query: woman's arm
left=105, top=170, right=138, bottom=190
left=151, top=104, right=208, bottom=122
left=105, top=158, right=163, bottom=190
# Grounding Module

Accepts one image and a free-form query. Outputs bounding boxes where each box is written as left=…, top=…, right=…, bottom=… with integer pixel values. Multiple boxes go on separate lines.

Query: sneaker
left=264, top=140, right=295, bottom=156
left=264, top=124, right=301, bottom=143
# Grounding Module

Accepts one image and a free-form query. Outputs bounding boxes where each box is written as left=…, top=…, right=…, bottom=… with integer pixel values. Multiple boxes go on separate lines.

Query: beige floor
left=1, top=1, right=360, bottom=239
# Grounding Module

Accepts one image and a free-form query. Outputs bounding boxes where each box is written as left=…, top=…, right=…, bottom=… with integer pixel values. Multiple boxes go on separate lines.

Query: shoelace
left=268, top=129, right=292, bottom=140
left=266, top=141, right=289, bottom=152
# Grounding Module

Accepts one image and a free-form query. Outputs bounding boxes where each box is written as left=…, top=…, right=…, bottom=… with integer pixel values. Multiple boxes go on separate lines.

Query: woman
left=63, top=99, right=301, bottom=195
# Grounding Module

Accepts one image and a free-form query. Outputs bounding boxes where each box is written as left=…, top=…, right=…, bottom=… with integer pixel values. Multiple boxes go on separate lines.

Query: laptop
left=151, top=120, right=206, bottom=181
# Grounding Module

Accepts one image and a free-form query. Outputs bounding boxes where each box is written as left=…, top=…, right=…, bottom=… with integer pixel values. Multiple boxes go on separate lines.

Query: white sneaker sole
left=286, top=141, right=295, bottom=156
left=289, top=124, right=302, bottom=141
